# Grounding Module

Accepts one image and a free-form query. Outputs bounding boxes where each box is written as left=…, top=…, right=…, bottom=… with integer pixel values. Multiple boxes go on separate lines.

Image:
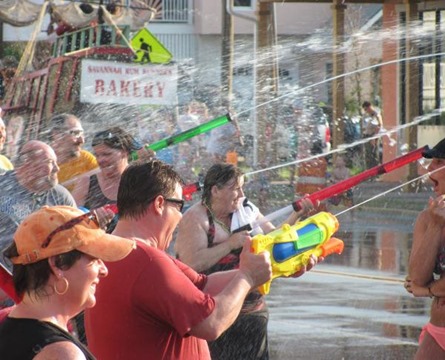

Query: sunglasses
left=42, top=212, right=99, bottom=249
left=164, top=198, right=185, bottom=212
left=65, top=129, right=84, bottom=139
left=92, top=131, right=123, bottom=148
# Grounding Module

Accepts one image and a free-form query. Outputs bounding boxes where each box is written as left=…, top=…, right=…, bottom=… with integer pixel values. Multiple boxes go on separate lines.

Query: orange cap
left=10, top=206, right=135, bottom=265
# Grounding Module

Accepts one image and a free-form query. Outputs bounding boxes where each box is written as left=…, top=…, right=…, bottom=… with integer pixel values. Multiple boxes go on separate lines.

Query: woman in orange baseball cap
left=0, top=205, right=135, bottom=359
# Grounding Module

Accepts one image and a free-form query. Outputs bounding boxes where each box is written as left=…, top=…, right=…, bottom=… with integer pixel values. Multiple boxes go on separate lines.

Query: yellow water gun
left=251, top=211, right=344, bottom=295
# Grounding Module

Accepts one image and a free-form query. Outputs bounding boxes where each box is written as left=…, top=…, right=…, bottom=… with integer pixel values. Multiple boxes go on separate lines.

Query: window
left=151, top=0, right=190, bottom=23
left=234, top=0, right=252, bottom=8
left=418, top=10, right=445, bottom=124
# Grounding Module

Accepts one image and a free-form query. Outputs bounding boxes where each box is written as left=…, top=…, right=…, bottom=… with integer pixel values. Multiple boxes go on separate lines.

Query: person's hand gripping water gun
left=251, top=211, right=343, bottom=295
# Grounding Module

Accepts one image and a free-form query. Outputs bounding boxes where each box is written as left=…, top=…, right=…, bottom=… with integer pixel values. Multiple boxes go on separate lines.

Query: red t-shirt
left=85, top=242, right=214, bottom=360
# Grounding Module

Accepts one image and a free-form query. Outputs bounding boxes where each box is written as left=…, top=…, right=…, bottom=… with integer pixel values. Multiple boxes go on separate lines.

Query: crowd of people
left=0, top=99, right=441, bottom=360
left=0, top=108, right=322, bottom=359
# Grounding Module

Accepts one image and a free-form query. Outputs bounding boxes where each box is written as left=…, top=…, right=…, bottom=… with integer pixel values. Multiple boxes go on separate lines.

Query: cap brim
left=78, top=233, right=135, bottom=262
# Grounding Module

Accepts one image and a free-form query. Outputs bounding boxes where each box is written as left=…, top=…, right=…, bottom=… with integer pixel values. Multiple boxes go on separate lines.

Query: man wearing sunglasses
left=85, top=160, right=272, bottom=360
left=48, top=113, right=98, bottom=192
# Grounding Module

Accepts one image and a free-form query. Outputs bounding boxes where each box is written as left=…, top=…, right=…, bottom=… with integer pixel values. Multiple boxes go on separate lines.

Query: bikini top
left=203, top=205, right=240, bottom=275
left=203, top=203, right=264, bottom=312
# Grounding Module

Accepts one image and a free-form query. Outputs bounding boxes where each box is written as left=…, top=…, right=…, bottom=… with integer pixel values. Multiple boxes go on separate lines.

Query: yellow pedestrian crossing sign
left=131, top=28, right=172, bottom=64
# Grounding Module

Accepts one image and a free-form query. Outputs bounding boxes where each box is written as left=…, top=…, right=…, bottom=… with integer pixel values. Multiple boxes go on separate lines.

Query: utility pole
left=221, top=0, right=234, bottom=107
left=332, top=0, right=346, bottom=151
left=0, top=21, right=3, bottom=59
left=256, top=2, right=278, bottom=166
left=404, top=0, right=420, bottom=190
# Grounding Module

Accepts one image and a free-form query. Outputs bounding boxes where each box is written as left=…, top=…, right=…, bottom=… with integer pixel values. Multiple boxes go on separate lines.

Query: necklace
left=204, top=202, right=231, bottom=234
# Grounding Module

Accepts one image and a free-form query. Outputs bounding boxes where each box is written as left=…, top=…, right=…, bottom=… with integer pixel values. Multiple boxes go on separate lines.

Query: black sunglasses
left=165, top=198, right=185, bottom=212
left=92, top=131, right=123, bottom=148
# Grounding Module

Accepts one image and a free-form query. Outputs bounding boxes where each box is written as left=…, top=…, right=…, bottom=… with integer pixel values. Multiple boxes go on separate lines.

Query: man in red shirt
left=85, top=160, right=273, bottom=359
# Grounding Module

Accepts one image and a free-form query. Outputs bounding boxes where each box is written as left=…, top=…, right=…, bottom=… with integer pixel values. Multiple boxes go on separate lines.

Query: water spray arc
left=236, top=51, right=445, bottom=119
left=235, top=51, right=445, bottom=169
left=246, top=108, right=445, bottom=177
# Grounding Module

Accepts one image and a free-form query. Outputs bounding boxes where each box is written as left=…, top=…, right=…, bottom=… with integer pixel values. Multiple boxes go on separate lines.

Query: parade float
left=0, top=0, right=175, bottom=142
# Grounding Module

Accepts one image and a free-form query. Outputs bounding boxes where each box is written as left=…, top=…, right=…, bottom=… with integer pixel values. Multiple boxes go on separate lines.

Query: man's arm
left=376, top=112, right=383, bottom=128
left=53, top=184, right=77, bottom=208
left=188, top=239, right=271, bottom=340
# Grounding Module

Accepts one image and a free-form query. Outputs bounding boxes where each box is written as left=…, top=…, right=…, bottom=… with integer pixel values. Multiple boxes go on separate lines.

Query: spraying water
left=2, top=6, right=444, bottom=357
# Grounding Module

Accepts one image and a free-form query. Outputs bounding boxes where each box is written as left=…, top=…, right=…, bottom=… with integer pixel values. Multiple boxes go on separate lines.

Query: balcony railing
left=152, top=0, right=190, bottom=23
left=52, top=25, right=131, bottom=57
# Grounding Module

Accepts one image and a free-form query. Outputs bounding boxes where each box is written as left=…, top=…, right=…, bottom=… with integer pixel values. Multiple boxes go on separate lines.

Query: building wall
left=2, top=1, right=388, bottom=153
left=381, top=1, right=445, bottom=181
left=194, top=0, right=222, bottom=35
left=193, top=1, right=332, bottom=35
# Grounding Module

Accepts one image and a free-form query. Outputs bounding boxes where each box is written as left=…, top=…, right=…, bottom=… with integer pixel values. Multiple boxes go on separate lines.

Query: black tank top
left=84, top=175, right=116, bottom=210
left=84, top=175, right=118, bottom=233
left=0, top=317, right=95, bottom=359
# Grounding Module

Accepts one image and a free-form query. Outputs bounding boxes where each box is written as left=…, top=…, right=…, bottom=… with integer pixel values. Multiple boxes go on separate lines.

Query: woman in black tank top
left=72, top=127, right=154, bottom=211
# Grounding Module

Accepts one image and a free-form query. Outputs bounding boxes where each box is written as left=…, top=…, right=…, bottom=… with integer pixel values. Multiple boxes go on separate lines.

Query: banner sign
left=80, top=59, right=178, bottom=106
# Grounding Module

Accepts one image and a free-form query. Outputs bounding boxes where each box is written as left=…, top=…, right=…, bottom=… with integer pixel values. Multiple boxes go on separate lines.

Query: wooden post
left=331, top=0, right=346, bottom=151
left=221, top=0, right=234, bottom=106
left=256, top=2, right=278, bottom=166
left=0, top=22, right=3, bottom=59
left=404, top=0, right=420, bottom=189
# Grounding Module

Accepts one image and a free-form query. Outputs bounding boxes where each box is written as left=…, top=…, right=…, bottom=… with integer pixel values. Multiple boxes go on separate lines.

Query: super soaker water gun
left=251, top=211, right=344, bottom=295
left=292, top=146, right=427, bottom=211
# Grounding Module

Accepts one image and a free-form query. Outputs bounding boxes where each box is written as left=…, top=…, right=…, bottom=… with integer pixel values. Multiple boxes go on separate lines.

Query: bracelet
left=428, top=285, right=435, bottom=298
